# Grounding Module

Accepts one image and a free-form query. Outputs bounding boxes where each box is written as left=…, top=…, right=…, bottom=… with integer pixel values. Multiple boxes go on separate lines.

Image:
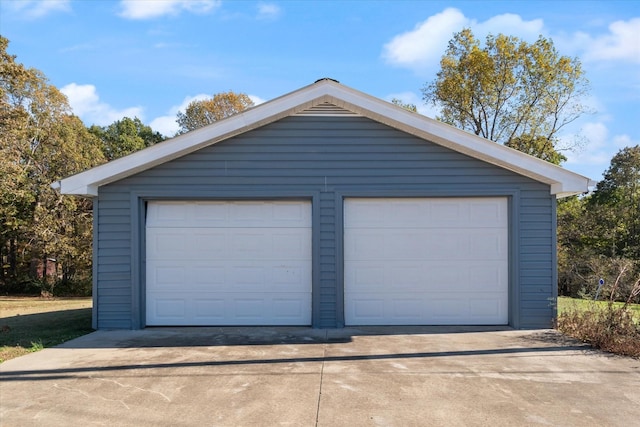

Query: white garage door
left=344, top=198, right=508, bottom=325
left=146, top=200, right=312, bottom=326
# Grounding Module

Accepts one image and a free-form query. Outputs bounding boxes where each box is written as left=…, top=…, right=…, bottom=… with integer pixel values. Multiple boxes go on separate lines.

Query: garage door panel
left=346, top=292, right=507, bottom=325
left=146, top=200, right=311, bottom=326
left=148, top=228, right=311, bottom=261
left=427, top=298, right=462, bottom=318
left=345, top=264, right=385, bottom=287
left=232, top=266, right=266, bottom=287
left=345, top=260, right=507, bottom=292
left=147, top=229, right=227, bottom=258
left=193, top=231, right=228, bottom=253
left=390, top=265, right=423, bottom=287
left=153, top=298, right=187, bottom=319
left=345, top=198, right=506, bottom=229
left=149, top=201, right=311, bottom=228
left=153, top=232, right=189, bottom=253
left=469, top=298, right=504, bottom=318
left=271, top=202, right=310, bottom=225
left=272, top=265, right=308, bottom=287
left=272, top=232, right=311, bottom=255
left=194, top=299, right=226, bottom=320
left=147, top=292, right=312, bottom=325
left=346, top=230, right=447, bottom=260
left=151, top=203, right=188, bottom=224
left=344, top=197, right=508, bottom=325
left=345, top=229, right=507, bottom=261
left=431, top=202, right=465, bottom=225
left=272, top=297, right=309, bottom=319
left=235, top=298, right=264, bottom=319
left=192, top=202, right=228, bottom=223
left=468, top=265, right=508, bottom=291
left=147, top=260, right=310, bottom=292
left=149, top=266, right=186, bottom=286
left=191, top=266, right=226, bottom=285
left=345, top=232, right=383, bottom=258
left=349, top=299, right=385, bottom=321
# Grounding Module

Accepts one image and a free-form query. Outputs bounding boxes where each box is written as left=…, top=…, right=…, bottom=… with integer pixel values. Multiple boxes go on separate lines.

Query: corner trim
left=91, top=198, right=98, bottom=330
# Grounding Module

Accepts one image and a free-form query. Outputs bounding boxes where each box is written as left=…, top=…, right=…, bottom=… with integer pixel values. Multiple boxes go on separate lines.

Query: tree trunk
left=9, top=238, right=17, bottom=280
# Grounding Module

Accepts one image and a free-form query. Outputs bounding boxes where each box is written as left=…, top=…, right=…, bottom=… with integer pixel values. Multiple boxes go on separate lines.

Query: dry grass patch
left=0, top=297, right=93, bottom=362
left=557, top=297, right=640, bottom=358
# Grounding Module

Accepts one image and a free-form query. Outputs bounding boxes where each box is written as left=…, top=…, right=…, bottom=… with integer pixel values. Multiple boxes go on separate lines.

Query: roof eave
left=55, top=82, right=338, bottom=195
left=318, top=83, right=593, bottom=197
left=54, top=79, right=594, bottom=198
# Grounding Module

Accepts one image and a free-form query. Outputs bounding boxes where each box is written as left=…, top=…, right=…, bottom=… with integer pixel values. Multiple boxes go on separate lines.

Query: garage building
left=54, top=79, right=593, bottom=329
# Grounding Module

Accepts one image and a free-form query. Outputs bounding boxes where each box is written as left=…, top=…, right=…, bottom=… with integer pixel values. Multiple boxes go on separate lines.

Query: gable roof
left=53, top=78, right=594, bottom=198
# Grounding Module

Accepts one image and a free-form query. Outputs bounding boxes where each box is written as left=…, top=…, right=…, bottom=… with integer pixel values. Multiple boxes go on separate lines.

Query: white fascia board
left=55, top=82, right=336, bottom=196
left=55, top=79, right=593, bottom=198
left=320, top=83, right=593, bottom=198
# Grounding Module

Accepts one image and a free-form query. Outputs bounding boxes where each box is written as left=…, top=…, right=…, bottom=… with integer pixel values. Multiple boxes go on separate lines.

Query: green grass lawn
left=0, top=297, right=93, bottom=362
left=558, top=296, right=640, bottom=320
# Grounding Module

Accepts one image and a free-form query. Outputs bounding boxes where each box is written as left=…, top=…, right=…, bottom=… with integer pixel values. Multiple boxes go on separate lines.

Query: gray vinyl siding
left=96, top=116, right=556, bottom=329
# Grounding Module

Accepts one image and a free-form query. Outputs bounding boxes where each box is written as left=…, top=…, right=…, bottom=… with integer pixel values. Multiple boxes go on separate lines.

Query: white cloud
left=119, top=0, right=220, bottom=20
left=583, top=18, right=640, bottom=64
left=382, top=8, right=544, bottom=74
left=382, top=8, right=467, bottom=73
left=5, top=0, right=70, bottom=19
left=563, top=121, right=639, bottom=179
left=257, top=2, right=281, bottom=20
left=148, top=115, right=180, bottom=137
left=248, top=95, right=266, bottom=106
left=476, top=13, right=543, bottom=39
left=61, top=83, right=143, bottom=126
left=612, top=134, right=639, bottom=149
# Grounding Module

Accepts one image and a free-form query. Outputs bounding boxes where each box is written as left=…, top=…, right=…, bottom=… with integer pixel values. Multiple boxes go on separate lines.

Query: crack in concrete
left=315, top=330, right=328, bottom=427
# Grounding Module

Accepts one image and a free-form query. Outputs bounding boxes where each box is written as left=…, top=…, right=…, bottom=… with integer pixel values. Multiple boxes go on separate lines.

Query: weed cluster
left=557, top=302, right=640, bottom=358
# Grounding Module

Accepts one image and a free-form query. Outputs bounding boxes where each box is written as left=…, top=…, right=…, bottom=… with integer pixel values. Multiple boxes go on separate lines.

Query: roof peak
left=314, top=77, right=340, bottom=84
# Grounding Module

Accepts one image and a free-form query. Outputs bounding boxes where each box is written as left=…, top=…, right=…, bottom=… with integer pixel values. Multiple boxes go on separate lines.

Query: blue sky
left=1, top=0, right=638, bottom=182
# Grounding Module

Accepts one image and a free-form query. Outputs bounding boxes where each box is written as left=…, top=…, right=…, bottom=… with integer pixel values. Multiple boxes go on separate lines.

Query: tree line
left=1, top=32, right=638, bottom=301
left=0, top=36, right=253, bottom=295
left=422, top=29, right=638, bottom=302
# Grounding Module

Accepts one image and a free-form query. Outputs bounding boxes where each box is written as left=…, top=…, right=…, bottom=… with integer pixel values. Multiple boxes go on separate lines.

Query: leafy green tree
left=176, top=91, right=254, bottom=134
left=557, top=146, right=640, bottom=300
left=1, top=35, right=64, bottom=285
left=391, top=98, right=417, bottom=112
left=423, top=28, right=589, bottom=163
left=90, top=116, right=165, bottom=161
left=505, top=134, right=566, bottom=165
left=557, top=196, right=593, bottom=296
left=587, top=146, right=640, bottom=259
left=0, top=36, right=105, bottom=293
left=32, top=115, right=104, bottom=289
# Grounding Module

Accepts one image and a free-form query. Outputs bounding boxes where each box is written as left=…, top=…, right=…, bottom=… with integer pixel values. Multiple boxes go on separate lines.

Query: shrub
left=557, top=302, right=640, bottom=358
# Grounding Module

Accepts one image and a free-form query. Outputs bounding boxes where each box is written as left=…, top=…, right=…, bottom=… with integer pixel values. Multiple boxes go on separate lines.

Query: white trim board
left=52, top=79, right=594, bottom=198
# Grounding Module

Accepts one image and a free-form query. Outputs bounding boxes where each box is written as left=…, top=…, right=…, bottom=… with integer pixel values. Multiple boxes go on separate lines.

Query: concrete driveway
left=1, top=327, right=638, bottom=426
